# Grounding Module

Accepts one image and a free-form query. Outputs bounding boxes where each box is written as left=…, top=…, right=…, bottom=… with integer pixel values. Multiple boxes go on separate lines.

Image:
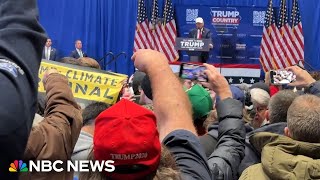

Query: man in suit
left=42, top=38, right=58, bottom=61
left=70, top=40, right=87, bottom=59
left=188, top=17, right=213, bottom=63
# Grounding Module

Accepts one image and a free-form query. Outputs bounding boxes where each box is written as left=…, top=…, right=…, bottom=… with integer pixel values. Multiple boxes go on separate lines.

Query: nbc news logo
left=9, top=160, right=28, bottom=172
left=9, top=160, right=115, bottom=173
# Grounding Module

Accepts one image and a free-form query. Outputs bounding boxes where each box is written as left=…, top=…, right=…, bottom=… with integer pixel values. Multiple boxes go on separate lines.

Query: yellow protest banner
left=38, top=60, right=127, bottom=105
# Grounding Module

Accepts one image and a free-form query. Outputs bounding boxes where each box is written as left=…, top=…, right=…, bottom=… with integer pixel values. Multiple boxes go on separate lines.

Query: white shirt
left=45, top=46, right=51, bottom=60
left=197, top=28, right=203, bottom=39
left=76, top=48, right=83, bottom=58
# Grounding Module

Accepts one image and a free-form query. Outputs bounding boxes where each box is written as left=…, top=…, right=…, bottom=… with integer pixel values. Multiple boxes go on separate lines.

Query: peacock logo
left=9, top=160, right=28, bottom=172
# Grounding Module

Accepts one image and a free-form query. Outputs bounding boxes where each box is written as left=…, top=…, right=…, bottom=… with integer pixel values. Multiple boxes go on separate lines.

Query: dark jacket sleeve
left=163, top=130, right=213, bottom=180
left=207, top=98, right=246, bottom=180
left=70, top=50, right=77, bottom=58
left=70, top=50, right=75, bottom=58
left=205, top=28, right=212, bottom=40
left=308, top=81, right=320, bottom=97
left=199, top=123, right=219, bottom=158
left=204, top=28, right=213, bottom=45
left=199, top=134, right=218, bottom=158
left=53, top=48, right=58, bottom=61
left=188, top=29, right=195, bottom=38
left=0, top=0, right=46, bottom=178
left=42, top=49, right=46, bottom=59
left=24, top=74, right=82, bottom=161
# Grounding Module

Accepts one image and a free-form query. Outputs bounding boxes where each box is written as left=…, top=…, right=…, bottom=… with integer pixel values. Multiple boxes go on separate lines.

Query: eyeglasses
left=255, top=106, right=267, bottom=113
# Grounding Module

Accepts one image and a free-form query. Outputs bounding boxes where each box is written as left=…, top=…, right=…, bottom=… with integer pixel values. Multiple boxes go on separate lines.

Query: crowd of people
left=1, top=0, right=320, bottom=180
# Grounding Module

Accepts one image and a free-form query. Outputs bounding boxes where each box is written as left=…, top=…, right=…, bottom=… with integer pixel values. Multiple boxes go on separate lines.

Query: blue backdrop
left=38, top=0, right=320, bottom=75
left=176, top=6, right=265, bottom=66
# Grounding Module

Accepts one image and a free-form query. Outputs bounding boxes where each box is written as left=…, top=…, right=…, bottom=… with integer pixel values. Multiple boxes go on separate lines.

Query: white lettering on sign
left=181, top=41, right=205, bottom=48
left=212, top=11, right=240, bottom=18
left=212, top=18, right=239, bottom=24
left=210, top=10, right=241, bottom=25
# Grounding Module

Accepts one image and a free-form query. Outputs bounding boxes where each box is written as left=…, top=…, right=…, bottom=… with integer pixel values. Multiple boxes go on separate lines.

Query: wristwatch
left=305, top=81, right=317, bottom=93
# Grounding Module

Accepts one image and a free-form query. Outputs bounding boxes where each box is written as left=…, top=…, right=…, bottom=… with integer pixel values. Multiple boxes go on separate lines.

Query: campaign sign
left=176, top=38, right=210, bottom=52
left=176, top=6, right=265, bottom=65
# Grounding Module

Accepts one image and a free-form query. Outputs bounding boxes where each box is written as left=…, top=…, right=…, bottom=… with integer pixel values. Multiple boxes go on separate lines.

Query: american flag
left=150, top=0, right=164, bottom=53
left=277, top=0, right=301, bottom=67
left=133, top=0, right=153, bottom=52
left=149, top=0, right=179, bottom=62
left=161, top=0, right=179, bottom=62
left=290, top=0, right=304, bottom=61
left=275, top=0, right=292, bottom=67
left=260, top=0, right=304, bottom=72
left=260, top=0, right=279, bottom=72
left=267, top=0, right=290, bottom=70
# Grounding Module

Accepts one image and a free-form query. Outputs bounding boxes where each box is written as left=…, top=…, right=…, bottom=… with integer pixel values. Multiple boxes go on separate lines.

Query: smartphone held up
left=179, top=63, right=208, bottom=82
left=270, top=69, right=296, bottom=85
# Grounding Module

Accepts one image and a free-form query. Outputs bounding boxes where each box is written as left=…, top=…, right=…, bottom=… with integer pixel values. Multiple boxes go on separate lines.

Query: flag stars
left=239, top=78, right=244, bottom=84
left=228, top=78, right=233, bottom=83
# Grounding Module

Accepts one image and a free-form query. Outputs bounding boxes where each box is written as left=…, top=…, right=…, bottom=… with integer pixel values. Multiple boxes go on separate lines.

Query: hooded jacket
left=238, top=122, right=287, bottom=174
left=72, top=131, right=93, bottom=161
left=71, top=131, right=93, bottom=178
left=207, top=98, right=246, bottom=180
left=21, top=74, right=82, bottom=180
left=0, top=0, right=46, bottom=179
left=240, top=132, right=320, bottom=180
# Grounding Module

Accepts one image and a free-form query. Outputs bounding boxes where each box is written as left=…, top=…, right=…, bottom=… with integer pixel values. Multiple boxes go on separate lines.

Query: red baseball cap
left=94, top=99, right=161, bottom=179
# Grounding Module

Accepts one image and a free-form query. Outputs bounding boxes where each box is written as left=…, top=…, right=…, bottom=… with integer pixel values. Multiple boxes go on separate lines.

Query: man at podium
left=188, top=17, right=213, bottom=63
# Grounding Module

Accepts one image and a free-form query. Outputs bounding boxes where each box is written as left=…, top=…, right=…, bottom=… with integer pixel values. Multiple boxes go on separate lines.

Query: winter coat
left=240, top=132, right=320, bottom=180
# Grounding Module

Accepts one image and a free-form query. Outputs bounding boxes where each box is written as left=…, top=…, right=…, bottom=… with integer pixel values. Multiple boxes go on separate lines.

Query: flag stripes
left=260, top=0, right=304, bottom=72
left=134, top=0, right=179, bottom=62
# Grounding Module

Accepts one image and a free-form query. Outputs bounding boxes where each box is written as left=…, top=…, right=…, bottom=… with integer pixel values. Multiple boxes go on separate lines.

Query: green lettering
left=104, top=78, right=109, bottom=85
left=75, top=83, right=88, bottom=95
left=103, top=88, right=114, bottom=100
left=39, top=66, right=49, bottom=74
left=111, top=79, right=119, bottom=87
left=85, top=73, right=94, bottom=82
left=94, top=76, right=102, bottom=84
left=73, top=71, right=79, bottom=80
left=66, top=70, right=72, bottom=79
left=80, top=72, right=85, bottom=81
left=89, top=87, right=101, bottom=97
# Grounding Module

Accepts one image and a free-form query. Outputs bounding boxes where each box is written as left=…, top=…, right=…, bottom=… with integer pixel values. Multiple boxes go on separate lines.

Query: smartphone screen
left=270, top=70, right=296, bottom=85
left=179, top=63, right=207, bottom=82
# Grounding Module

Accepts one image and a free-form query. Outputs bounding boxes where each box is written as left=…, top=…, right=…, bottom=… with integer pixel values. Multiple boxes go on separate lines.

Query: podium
left=175, top=37, right=211, bottom=63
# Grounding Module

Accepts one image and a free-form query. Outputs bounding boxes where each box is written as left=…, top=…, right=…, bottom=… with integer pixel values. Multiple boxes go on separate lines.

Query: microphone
left=105, top=52, right=127, bottom=73
left=105, top=52, right=127, bottom=66
left=98, top=52, right=114, bottom=62
left=114, top=52, right=127, bottom=61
